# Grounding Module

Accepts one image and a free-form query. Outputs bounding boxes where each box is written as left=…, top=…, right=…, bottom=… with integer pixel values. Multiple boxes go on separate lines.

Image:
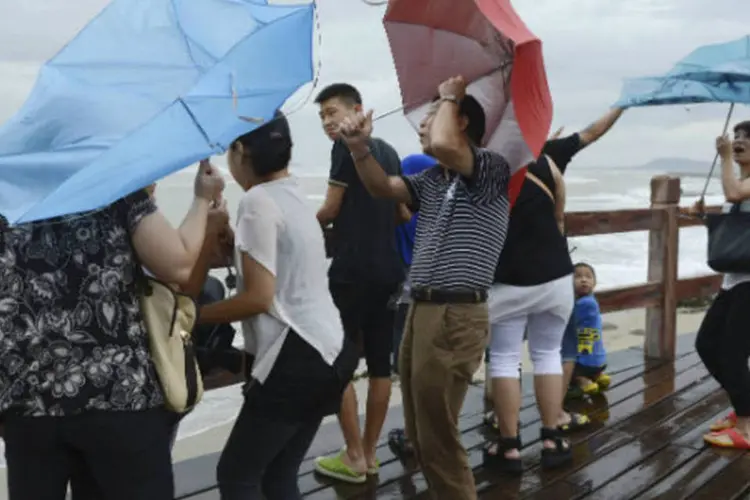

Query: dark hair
left=574, top=262, right=596, bottom=279
left=734, top=121, right=750, bottom=136
left=232, top=110, right=292, bottom=177
left=431, top=95, right=486, bottom=146
left=314, top=83, right=362, bottom=107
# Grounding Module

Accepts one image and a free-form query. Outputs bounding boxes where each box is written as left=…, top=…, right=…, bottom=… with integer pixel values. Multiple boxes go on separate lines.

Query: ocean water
left=0, top=163, right=723, bottom=466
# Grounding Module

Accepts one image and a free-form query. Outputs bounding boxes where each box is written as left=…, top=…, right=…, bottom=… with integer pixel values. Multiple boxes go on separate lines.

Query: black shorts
left=573, top=363, right=606, bottom=380
left=329, top=281, right=399, bottom=378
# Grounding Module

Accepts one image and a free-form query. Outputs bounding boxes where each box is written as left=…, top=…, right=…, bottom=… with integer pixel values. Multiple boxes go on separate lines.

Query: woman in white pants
left=483, top=148, right=575, bottom=473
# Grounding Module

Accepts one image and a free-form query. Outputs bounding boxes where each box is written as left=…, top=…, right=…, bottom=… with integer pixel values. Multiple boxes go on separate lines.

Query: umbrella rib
left=177, top=97, right=214, bottom=149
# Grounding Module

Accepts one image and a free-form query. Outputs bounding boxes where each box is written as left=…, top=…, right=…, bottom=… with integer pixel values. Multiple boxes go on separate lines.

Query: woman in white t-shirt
left=197, top=111, right=357, bottom=500
left=695, top=122, right=750, bottom=450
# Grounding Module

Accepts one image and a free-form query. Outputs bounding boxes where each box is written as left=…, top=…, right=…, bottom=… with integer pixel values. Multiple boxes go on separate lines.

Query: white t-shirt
left=721, top=200, right=750, bottom=290
left=234, top=177, right=344, bottom=383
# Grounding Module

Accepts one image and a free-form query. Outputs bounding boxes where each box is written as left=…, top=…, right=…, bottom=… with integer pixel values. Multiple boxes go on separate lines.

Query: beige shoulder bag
left=138, top=276, right=204, bottom=413
left=127, top=216, right=203, bottom=413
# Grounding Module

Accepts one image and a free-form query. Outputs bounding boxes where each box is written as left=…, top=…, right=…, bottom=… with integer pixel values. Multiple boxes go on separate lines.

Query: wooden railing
left=202, top=175, right=719, bottom=389
left=565, top=175, right=719, bottom=361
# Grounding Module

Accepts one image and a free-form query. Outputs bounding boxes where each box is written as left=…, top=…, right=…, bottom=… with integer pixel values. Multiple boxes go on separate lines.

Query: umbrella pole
left=699, top=103, right=736, bottom=201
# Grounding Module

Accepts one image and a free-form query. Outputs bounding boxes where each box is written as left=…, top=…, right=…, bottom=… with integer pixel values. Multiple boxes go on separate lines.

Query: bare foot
left=486, top=442, right=521, bottom=459
left=341, top=450, right=367, bottom=475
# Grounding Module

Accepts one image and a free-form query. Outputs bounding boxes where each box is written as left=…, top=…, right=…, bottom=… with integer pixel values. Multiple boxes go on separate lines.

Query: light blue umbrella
left=615, top=35, right=750, bottom=108
left=615, top=35, right=750, bottom=200
left=0, top=0, right=314, bottom=225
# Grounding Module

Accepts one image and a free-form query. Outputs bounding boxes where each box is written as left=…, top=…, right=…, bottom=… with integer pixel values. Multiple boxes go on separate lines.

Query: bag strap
left=525, top=171, right=555, bottom=204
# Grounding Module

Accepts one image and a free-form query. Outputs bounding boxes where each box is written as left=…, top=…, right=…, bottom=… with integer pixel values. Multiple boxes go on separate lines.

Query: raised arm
left=132, top=161, right=224, bottom=287
left=337, top=111, right=417, bottom=205
left=425, top=76, right=474, bottom=177
left=578, top=107, right=624, bottom=147
left=718, top=135, right=750, bottom=202
left=198, top=191, right=279, bottom=324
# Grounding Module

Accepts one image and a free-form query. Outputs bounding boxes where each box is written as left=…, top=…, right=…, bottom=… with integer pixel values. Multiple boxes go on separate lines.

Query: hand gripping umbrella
left=383, top=0, right=553, bottom=206
left=0, top=0, right=315, bottom=225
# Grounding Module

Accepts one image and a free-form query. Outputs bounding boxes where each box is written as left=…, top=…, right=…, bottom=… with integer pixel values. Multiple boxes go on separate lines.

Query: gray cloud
left=0, top=0, right=748, bottom=172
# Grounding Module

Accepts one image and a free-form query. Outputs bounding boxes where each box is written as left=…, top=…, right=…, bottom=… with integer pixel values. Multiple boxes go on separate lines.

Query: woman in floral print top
left=0, top=162, right=224, bottom=500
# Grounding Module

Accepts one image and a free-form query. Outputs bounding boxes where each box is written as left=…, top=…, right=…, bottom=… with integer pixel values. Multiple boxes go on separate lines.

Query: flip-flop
left=704, top=428, right=750, bottom=449
left=709, top=411, right=737, bottom=432
left=558, top=411, right=590, bottom=432
left=314, top=452, right=367, bottom=484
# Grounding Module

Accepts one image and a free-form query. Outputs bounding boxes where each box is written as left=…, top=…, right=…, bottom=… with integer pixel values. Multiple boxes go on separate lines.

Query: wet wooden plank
left=178, top=343, right=669, bottom=499
left=405, top=356, right=700, bottom=499
left=688, top=454, right=750, bottom=500
left=177, top=339, right=699, bottom=499
left=507, top=367, right=713, bottom=499
left=376, top=354, right=705, bottom=499
left=673, top=407, right=733, bottom=451
left=577, top=445, right=701, bottom=500
left=638, top=449, right=740, bottom=500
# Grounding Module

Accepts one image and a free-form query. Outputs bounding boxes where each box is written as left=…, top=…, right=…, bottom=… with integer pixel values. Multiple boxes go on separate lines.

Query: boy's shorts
left=573, top=363, right=607, bottom=380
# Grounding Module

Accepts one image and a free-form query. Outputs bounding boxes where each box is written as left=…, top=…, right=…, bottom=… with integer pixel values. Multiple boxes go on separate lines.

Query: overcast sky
left=0, top=0, right=748, bottom=172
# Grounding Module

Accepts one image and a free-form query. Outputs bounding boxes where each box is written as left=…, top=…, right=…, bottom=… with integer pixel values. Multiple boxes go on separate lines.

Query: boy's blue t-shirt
left=395, top=154, right=438, bottom=267
left=575, top=294, right=606, bottom=367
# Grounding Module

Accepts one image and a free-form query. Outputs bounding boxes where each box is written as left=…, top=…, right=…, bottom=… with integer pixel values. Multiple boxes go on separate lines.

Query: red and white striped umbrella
left=383, top=0, right=553, bottom=205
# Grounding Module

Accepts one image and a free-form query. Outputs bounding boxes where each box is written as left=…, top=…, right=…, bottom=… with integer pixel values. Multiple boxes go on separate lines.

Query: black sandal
left=483, top=436, right=523, bottom=475
left=388, top=428, right=414, bottom=459
left=540, top=427, right=573, bottom=470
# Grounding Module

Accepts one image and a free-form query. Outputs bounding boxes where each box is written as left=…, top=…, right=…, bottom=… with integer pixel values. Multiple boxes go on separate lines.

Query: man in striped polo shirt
left=337, top=76, right=510, bottom=500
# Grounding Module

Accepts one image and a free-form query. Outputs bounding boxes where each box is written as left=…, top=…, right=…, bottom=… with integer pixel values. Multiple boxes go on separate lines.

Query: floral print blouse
left=0, top=190, right=164, bottom=417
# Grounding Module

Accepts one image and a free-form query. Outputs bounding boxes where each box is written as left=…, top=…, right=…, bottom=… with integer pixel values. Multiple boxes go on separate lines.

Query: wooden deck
left=173, top=332, right=750, bottom=499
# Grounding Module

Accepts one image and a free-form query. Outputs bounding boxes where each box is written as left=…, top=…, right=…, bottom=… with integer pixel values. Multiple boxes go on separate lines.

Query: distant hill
left=633, top=157, right=718, bottom=177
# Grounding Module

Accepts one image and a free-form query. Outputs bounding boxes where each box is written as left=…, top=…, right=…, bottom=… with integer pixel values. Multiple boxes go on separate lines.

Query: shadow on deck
left=174, top=332, right=750, bottom=499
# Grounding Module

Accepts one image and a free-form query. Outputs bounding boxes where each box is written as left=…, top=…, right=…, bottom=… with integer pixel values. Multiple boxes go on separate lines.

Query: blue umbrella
left=615, top=35, right=750, bottom=108
left=0, top=0, right=315, bottom=225
left=615, top=35, right=750, bottom=201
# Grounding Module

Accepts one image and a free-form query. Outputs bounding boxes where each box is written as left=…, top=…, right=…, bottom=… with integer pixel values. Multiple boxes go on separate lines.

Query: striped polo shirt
left=403, top=147, right=511, bottom=291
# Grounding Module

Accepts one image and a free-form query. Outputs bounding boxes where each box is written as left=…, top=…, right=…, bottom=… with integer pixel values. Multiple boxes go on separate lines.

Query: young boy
left=571, top=262, right=610, bottom=396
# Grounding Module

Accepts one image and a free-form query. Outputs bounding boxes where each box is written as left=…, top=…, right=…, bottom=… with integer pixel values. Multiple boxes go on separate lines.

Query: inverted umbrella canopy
left=383, top=0, right=553, bottom=205
left=615, top=36, right=750, bottom=108
left=0, top=0, right=315, bottom=225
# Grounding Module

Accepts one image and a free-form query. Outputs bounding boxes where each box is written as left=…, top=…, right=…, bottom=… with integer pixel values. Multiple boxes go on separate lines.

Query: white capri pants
left=487, top=274, right=574, bottom=378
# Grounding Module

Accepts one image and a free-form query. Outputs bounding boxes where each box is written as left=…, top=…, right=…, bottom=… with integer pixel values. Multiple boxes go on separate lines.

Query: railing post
left=645, top=175, right=681, bottom=360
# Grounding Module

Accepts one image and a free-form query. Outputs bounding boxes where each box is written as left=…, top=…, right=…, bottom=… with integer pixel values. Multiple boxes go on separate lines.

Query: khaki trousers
left=398, top=301, right=489, bottom=500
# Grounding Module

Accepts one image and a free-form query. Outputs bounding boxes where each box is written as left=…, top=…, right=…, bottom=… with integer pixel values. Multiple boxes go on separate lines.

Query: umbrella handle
left=699, top=102, right=735, bottom=207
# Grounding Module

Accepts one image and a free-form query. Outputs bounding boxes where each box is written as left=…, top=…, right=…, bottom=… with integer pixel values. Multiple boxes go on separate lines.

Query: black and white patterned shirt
left=0, top=190, right=164, bottom=417
left=403, top=147, right=510, bottom=291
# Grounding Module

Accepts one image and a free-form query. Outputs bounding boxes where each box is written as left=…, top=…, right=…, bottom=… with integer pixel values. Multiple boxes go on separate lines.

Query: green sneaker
left=314, top=452, right=367, bottom=484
